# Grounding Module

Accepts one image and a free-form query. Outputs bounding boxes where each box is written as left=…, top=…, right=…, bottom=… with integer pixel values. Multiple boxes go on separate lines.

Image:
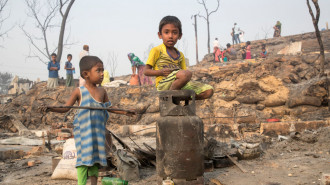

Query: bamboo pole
left=47, top=105, right=136, bottom=114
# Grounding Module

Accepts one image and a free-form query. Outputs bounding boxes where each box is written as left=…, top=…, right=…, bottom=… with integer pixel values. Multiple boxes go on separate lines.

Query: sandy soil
left=0, top=128, right=329, bottom=185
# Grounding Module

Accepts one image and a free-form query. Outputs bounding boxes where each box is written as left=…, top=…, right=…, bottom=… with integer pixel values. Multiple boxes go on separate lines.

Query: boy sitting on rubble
left=41, top=56, right=132, bottom=185
left=144, top=15, right=213, bottom=100
left=260, top=44, right=268, bottom=58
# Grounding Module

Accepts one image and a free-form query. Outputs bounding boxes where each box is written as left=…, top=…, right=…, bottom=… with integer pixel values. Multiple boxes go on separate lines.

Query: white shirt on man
left=234, top=25, right=239, bottom=34
left=79, top=50, right=89, bottom=87
left=213, top=39, right=220, bottom=48
left=79, top=50, right=89, bottom=60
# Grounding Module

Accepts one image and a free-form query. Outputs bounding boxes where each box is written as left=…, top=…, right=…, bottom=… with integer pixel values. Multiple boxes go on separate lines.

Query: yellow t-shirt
left=146, top=43, right=186, bottom=87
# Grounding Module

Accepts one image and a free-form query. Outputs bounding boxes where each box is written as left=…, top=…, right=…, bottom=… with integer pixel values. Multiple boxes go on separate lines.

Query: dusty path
left=0, top=128, right=329, bottom=185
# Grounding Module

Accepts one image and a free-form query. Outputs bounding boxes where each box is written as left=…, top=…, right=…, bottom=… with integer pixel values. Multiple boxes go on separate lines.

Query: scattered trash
left=101, top=177, right=128, bottom=185
left=204, top=160, right=214, bottom=172
left=51, top=138, right=77, bottom=180
left=266, top=118, right=280, bottom=122
left=209, top=178, right=224, bottom=185
left=113, top=149, right=140, bottom=181
left=278, top=135, right=289, bottom=141
left=0, top=137, right=63, bottom=146
left=162, top=177, right=174, bottom=185
left=290, top=132, right=301, bottom=140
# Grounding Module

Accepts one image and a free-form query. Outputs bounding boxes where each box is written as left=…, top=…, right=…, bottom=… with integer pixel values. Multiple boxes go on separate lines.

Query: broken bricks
left=27, top=160, right=42, bottom=167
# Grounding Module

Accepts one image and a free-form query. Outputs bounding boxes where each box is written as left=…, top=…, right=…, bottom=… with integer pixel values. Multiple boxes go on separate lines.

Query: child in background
left=245, top=41, right=251, bottom=59
left=64, top=54, right=75, bottom=87
left=144, top=15, right=213, bottom=100
left=260, top=45, right=268, bottom=58
left=42, top=56, right=132, bottom=185
left=241, top=45, right=246, bottom=59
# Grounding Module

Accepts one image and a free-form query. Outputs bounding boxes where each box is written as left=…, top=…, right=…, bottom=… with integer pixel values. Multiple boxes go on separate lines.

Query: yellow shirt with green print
left=146, top=43, right=186, bottom=87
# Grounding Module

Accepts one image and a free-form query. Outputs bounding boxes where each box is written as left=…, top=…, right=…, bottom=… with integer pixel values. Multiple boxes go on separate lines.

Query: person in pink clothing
left=214, top=47, right=222, bottom=62
left=245, top=41, right=251, bottom=59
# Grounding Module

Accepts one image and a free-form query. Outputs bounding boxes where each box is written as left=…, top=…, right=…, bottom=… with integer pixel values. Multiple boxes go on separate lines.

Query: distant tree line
left=0, top=72, right=12, bottom=94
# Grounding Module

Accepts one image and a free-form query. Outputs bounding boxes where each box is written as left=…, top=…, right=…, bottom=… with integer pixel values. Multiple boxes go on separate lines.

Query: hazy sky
left=0, top=0, right=329, bottom=81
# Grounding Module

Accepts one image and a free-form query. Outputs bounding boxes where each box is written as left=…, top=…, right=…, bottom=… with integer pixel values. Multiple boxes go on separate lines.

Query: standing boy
left=144, top=15, right=213, bottom=100
left=47, top=53, right=60, bottom=89
left=64, top=54, right=75, bottom=87
left=42, top=56, right=133, bottom=185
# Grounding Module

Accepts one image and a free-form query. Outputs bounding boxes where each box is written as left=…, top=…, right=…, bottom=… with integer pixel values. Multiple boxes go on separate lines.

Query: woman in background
left=273, top=21, right=282, bottom=37
left=128, top=53, right=152, bottom=85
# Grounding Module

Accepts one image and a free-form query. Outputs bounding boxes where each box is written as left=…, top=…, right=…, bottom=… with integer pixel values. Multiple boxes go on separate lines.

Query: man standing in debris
left=79, top=45, right=89, bottom=86
left=233, top=23, right=241, bottom=44
left=47, top=53, right=60, bottom=89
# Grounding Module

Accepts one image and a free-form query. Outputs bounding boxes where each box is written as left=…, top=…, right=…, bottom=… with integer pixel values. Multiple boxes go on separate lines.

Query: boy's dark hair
left=159, top=16, right=182, bottom=35
left=67, top=54, right=72, bottom=58
left=79, top=56, right=103, bottom=78
left=247, top=41, right=251, bottom=45
left=226, top=43, right=231, bottom=48
left=51, top=53, right=57, bottom=57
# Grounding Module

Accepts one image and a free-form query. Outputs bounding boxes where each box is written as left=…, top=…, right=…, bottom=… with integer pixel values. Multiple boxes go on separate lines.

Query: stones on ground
left=0, top=150, right=25, bottom=161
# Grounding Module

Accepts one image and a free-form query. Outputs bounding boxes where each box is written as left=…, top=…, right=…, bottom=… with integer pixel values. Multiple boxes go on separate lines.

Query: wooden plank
left=226, top=155, right=247, bottom=173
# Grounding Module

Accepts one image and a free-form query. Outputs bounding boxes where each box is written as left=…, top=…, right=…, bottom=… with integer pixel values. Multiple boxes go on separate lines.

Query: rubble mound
left=1, top=30, right=330, bottom=138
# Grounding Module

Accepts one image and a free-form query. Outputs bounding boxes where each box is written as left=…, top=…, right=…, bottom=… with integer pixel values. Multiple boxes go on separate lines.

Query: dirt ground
left=0, top=127, right=329, bottom=185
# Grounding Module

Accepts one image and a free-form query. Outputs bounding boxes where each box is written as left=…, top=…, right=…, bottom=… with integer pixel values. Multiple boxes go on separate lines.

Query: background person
left=47, top=53, right=60, bottom=89
left=79, top=45, right=89, bottom=87
left=245, top=41, right=251, bottom=59
left=224, top=43, right=237, bottom=61
left=128, top=53, right=152, bottom=86
left=233, top=23, right=241, bottom=44
left=273, top=21, right=282, bottom=37
left=213, top=37, right=220, bottom=52
left=64, top=54, right=75, bottom=87
left=239, top=28, right=245, bottom=42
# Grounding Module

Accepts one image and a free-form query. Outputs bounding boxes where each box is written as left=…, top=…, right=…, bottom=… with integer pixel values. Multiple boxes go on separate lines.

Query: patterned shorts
left=157, top=70, right=213, bottom=95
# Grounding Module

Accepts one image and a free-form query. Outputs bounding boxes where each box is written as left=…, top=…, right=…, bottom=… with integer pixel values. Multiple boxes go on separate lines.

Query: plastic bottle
left=72, top=65, right=75, bottom=74
left=101, top=177, right=128, bottom=185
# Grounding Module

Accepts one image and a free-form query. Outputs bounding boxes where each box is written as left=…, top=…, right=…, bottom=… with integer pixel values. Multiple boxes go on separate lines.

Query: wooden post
left=193, top=15, right=199, bottom=64
left=326, top=22, right=329, bottom=30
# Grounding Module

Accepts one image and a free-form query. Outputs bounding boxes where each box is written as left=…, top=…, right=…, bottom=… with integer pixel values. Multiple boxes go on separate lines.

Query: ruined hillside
left=1, top=30, right=330, bottom=139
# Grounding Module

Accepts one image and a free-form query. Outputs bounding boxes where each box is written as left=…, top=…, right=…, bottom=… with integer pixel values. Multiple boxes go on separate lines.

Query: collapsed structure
left=0, top=30, right=330, bottom=184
